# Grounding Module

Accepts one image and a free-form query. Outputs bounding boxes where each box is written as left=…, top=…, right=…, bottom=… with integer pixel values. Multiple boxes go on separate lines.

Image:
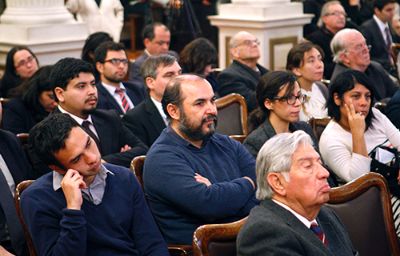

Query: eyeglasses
left=346, top=44, right=372, bottom=54
left=15, top=55, right=35, bottom=69
left=273, top=94, right=306, bottom=105
left=325, top=11, right=347, bottom=17
left=237, top=39, right=260, bottom=47
left=104, top=58, right=129, bottom=66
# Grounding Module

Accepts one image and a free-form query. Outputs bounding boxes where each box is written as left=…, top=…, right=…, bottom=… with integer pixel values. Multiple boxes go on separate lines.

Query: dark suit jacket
left=361, top=18, right=393, bottom=73
left=217, top=60, right=268, bottom=112
left=2, top=98, right=36, bottom=134
left=122, top=98, right=166, bottom=147
left=96, top=82, right=145, bottom=116
left=385, top=89, right=400, bottom=129
left=0, top=129, right=32, bottom=255
left=237, top=200, right=357, bottom=256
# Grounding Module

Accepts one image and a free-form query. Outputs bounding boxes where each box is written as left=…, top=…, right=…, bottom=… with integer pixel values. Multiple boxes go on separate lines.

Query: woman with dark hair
left=243, top=71, right=317, bottom=158
left=2, top=66, right=57, bottom=134
left=179, top=37, right=219, bottom=91
left=0, top=46, right=39, bottom=97
left=286, top=41, right=329, bottom=122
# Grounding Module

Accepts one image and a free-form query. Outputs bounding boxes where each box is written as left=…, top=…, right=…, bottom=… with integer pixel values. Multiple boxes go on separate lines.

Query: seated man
left=217, top=31, right=268, bottom=112
left=122, top=54, right=182, bottom=147
left=237, top=131, right=357, bottom=255
left=144, top=74, right=258, bottom=245
left=21, top=113, right=168, bottom=255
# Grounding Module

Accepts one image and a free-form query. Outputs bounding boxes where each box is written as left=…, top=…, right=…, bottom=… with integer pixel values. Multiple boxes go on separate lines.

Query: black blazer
left=217, top=60, right=268, bottom=112
left=122, top=98, right=166, bottom=147
left=2, top=98, right=36, bottom=134
left=96, top=82, right=145, bottom=115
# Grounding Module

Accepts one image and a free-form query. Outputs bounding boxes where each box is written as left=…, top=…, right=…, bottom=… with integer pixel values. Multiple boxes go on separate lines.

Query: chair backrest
left=216, top=93, right=248, bottom=136
left=228, top=134, right=247, bottom=144
left=327, top=172, right=400, bottom=256
left=130, top=155, right=146, bottom=188
left=16, top=133, right=29, bottom=145
left=308, top=117, right=331, bottom=141
left=14, top=180, right=36, bottom=256
left=192, top=217, right=247, bottom=256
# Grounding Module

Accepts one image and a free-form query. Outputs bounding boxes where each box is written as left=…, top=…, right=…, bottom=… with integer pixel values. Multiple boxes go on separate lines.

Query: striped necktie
left=115, top=88, right=131, bottom=113
left=310, top=222, right=328, bottom=246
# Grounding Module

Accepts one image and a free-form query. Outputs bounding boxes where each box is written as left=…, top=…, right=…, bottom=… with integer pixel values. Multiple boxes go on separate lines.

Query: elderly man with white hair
left=330, top=28, right=398, bottom=101
left=237, top=131, right=358, bottom=256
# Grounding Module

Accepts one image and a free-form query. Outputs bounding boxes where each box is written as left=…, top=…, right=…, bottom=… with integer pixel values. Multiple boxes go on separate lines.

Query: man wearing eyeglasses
left=95, top=41, right=145, bottom=115
left=331, top=28, right=398, bottom=101
left=360, top=0, right=397, bottom=78
left=217, top=31, right=269, bottom=112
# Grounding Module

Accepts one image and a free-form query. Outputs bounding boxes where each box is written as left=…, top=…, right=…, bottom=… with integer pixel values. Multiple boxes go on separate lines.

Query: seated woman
left=320, top=70, right=400, bottom=235
left=1, top=46, right=39, bottom=97
left=243, top=71, right=317, bottom=158
left=179, top=37, right=219, bottom=92
left=286, top=41, right=329, bottom=122
left=2, top=66, right=57, bottom=134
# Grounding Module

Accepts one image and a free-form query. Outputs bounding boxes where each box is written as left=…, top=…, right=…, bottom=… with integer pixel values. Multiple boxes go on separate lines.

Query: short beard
left=178, top=113, right=218, bottom=141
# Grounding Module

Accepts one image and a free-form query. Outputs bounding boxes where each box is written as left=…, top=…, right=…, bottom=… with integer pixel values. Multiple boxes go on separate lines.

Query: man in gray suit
left=237, top=130, right=357, bottom=256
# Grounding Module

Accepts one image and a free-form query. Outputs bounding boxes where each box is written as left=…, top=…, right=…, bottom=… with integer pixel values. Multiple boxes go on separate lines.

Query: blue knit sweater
left=21, top=163, right=168, bottom=256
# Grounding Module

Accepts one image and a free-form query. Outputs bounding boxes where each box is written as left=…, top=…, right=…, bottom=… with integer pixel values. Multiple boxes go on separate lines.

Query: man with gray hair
left=330, top=28, right=398, bottom=101
left=122, top=54, right=182, bottom=147
left=237, top=130, right=357, bottom=255
left=217, top=31, right=268, bottom=112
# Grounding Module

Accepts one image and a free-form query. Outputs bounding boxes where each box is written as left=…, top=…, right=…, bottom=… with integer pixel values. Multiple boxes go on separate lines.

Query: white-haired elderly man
left=237, top=130, right=358, bottom=256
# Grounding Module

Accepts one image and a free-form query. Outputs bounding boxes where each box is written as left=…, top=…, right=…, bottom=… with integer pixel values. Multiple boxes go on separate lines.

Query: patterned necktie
left=81, top=121, right=101, bottom=152
left=385, top=27, right=393, bottom=51
left=115, top=88, right=131, bottom=113
left=310, top=222, right=328, bottom=246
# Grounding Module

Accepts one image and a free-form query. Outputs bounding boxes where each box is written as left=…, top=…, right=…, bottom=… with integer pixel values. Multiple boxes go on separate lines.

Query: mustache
left=202, top=114, right=217, bottom=124
left=84, top=96, right=98, bottom=103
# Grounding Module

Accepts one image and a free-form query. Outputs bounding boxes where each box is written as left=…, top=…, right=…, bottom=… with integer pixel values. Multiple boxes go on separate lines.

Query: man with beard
left=144, top=74, right=258, bottom=245
left=49, top=58, right=147, bottom=169
left=95, top=42, right=145, bottom=115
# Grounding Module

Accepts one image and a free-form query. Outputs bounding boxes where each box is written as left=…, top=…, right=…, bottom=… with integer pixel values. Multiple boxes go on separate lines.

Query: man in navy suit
left=95, top=41, right=144, bottom=115
left=237, top=131, right=357, bottom=255
left=122, top=54, right=182, bottom=147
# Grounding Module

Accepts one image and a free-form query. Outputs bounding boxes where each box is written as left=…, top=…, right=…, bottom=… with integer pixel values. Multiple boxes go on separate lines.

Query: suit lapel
left=97, top=83, right=124, bottom=115
left=0, top=140, right=24, bottom=185
left=145, top=98, right=166, bottom=133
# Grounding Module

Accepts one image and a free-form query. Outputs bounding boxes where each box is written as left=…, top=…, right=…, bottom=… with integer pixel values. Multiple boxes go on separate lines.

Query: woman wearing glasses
left=0, top=46, right=39, bottom=98
left=243, top=71, right=317, bottom=158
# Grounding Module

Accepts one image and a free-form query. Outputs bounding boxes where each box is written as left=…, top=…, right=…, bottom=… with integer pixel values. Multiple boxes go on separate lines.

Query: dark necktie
left=115, top=88, right=131, bottom=113
left=0, top=168, right=25, bottom=255
left=385, top=27, right=394, bottom=65
left=310, top=222, right=328, bottom=246
left=94, top=0, right=101, bottom=7
left=81, top=121, right=101, bottom=152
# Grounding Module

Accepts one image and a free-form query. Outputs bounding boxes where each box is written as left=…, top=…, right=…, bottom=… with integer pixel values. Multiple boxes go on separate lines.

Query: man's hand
left=120, top=144, right=131, bottom=152
left=61, top=169, right=87, bottom=210
left=243, top=176, right=255, bottom=190
left=195, top=173, right=211, bottom=187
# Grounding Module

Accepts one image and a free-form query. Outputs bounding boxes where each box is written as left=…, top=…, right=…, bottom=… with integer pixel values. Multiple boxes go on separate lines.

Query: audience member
left=360, top=0, right=397, bottom=77
left=81, top=32, right=113, bottom=82
left=0, top=46, right=39, bottom=98
left=128, top=23, right=176, bottom=92
left=237, top=131, right=357, bottom=255
left=0, top=101, right=32, bottom=256
left=144, top=74, right=258, bottom=244
left=95, top=41, right=145, bottom=115
left=306, top=1, right=347, bottom=79
left=51, top=57, right=147, bottom=168
left=331, top=28, right=398, bottom=101
left=179, top=37, right=219, bottom=91
left=22, top=113, right=168, bottom=255
left=3, top=66, right=57, bottom=134
left=122, top=54, right=182, bottom=147
left=217, top=31, right=269, bottom=112
left=340, top=0, right=374, bottom=26
left=319, top=70, right=400, bottom=234
left=244, top=71, right=317, bottom=158
left=286, top=41, right=329, bottom=122
left=66, top=0, right=124, bottom=42
left=302, top=0, right=325, bottom=37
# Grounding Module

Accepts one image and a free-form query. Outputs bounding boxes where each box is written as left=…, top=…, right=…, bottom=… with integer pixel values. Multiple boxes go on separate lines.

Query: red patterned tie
left=115, top=88, right=130, bottom=113
left=310, top=222, right=328, bottom=246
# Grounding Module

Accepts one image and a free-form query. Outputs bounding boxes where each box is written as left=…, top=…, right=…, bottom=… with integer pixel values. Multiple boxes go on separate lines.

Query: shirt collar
left=272, top=199, right=316, bottom=228
left=58, top=105, right=94, bottom=125
left=150, top=96, right=167, bottom=123
left=373, top=14, right=389, bottom=33
left=102, top=82, right=126, bottom=95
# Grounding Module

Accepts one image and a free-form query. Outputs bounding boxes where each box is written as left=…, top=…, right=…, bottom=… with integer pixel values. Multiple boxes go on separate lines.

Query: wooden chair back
left=308, top=117, right=331, bottom=141
left=14, top=180, right=36, bottom=256
left=192, top=217, right=247, bottom=256
left=216, top=93, right=248, bottom=136
left=228, top=134, right=247, bottom=144
left=327, top=172, right=400, bottom=256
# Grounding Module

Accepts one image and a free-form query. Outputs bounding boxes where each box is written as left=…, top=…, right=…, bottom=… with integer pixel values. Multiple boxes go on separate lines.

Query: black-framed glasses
left=273, top=94, right=306, bottom=105
left=104, top=58, right=129, bottom=66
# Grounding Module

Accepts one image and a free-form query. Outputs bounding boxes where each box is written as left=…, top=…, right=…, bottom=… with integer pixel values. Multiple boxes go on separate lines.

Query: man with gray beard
left=144, top=74, right=258, bottom=245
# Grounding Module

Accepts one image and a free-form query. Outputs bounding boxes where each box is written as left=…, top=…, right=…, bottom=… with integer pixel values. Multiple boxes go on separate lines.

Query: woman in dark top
left=3, top=66, right=57, bottom=134
left=244, top=71, right=317, bottom=158
left=1, top=46, right=39, bottom=97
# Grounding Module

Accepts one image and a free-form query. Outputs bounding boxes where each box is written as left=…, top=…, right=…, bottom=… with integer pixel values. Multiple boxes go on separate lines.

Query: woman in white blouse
left=286, top=41, right=329, bottom=122
left=320, top=70, right=400, bottom=235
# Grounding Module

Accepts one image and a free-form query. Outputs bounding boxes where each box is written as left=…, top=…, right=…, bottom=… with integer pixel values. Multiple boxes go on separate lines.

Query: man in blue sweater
left=144, top=74, right=258, bottom=245
left=21, top=113, right=168, bottom=255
